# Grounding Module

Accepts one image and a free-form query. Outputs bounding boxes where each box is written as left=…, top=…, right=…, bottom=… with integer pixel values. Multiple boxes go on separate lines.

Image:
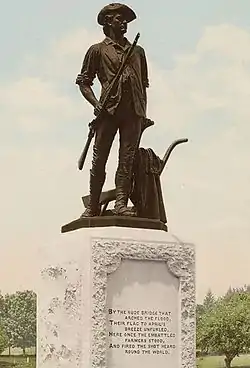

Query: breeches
left=91, top=106, right=142, bottom=184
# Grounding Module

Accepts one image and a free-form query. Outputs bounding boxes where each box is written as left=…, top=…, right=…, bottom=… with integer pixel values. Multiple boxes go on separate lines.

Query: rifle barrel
left=101, top=32, right=140, bottom=110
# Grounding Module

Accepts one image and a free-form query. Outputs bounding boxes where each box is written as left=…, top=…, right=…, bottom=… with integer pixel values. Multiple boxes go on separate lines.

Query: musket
left=78, top=32, right=141, bottom=171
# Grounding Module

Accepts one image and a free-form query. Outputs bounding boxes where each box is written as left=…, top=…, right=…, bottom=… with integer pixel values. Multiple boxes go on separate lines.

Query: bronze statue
left=61, top=3, right=188, bottom=233
left=76, top=3, right=149, bottom=218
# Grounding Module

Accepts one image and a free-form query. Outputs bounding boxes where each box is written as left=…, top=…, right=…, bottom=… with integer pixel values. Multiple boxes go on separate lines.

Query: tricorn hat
left=97, top=3, right=136, bottom=26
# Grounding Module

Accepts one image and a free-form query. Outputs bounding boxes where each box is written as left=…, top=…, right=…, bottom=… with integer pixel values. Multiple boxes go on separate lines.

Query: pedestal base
left=61, top=216, right=168, bottom=233
left=37, top=227, right=195, bottom=368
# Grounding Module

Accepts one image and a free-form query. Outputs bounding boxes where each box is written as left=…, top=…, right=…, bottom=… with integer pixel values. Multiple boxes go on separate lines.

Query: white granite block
left=37, top=227, right=195, bottom=368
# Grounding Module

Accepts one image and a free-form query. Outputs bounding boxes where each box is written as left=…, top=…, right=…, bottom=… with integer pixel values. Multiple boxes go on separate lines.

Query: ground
left=0, top=348, right=35, bottom=368
left=197, top=355, right=250, bottom=368
left=0, top=356, right=35, bottom=368
left=0, top=353, right=249, bottom=368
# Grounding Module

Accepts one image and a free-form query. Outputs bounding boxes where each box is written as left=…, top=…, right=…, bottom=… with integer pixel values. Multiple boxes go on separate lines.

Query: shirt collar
left=103, top=37, right=131, bottom=49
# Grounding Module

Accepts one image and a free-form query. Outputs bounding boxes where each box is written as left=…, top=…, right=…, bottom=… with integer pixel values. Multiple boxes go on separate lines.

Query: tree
left=196, top=304, right=205, bottom=321
left=225, top=285, right=250, bottom=299
left=224, top=286, right=234, bottom=299
left=0, top=323, right=8, bottom=355
left=0, top=291, right=9, bottom=355
left=203, top=289, right=216, bottom=311
left=197, top=292, right=250, bottom=368
left=0, top=292, right=4, bottom=314
left=2, top=290, right=36, bottom=355
left=196, top=303, right=205, bottom=337
left=197, top=290, right=216, bottom=331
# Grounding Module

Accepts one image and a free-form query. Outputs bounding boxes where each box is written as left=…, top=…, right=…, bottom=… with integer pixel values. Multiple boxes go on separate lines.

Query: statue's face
left=108, top=12, right=127, bottom=35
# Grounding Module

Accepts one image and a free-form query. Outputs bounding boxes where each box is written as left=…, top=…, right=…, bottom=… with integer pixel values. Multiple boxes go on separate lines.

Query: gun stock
left=78, top=126, right=95, bottom=170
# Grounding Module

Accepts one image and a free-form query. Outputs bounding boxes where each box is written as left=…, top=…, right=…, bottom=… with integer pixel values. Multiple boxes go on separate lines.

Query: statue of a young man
left=76, top=3, right=149, bottom=217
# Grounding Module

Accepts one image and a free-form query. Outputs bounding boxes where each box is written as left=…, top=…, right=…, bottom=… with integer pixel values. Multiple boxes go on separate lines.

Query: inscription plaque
left=106, top=259, right=180, bottom=368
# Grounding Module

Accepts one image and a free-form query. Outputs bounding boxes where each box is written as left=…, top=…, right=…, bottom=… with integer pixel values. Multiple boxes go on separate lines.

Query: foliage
left=196, top=304, right=205, bottom=323
left=225, top=285, right=250, bottom=300
left=1, top=291, right=36, bottom=355
left=0, top=291, right=8, bottom=355
left=197, top=292, right=250, bottom=368
left=0, top=324, right=8, bottom=355
left=196, top=289, right=217, bottom=342
left=0, top=293, right=4, bottom=315
left=203, top=289, right=216, bottom=311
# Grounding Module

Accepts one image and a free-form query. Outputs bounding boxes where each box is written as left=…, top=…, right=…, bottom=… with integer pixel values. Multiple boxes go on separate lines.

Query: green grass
left=1, top=353, right=249, bottom=368
left=197, top=354, right=250, bottom=368
left=1, top=349, right=35, bottom=357
left=0, top=356, right=35, bottom=368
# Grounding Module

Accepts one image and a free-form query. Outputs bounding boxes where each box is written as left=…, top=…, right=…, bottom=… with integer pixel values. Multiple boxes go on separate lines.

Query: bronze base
left=61, top=215, right=168, bottom=233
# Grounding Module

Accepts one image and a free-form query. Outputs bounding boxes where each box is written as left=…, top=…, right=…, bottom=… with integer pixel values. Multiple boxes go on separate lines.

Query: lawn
left=0, top=356, right=35, bottom=368
left=197, top=354, right=250, bottom=368
left=1, top=353, right=249, bottom=368
left=1, top=349, right=35, bottom=357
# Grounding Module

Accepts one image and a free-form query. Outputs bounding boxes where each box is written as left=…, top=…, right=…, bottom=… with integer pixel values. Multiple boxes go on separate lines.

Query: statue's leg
left=114, top=112, right=142, bottom=216
left=81, top=117, right=117, bottom=217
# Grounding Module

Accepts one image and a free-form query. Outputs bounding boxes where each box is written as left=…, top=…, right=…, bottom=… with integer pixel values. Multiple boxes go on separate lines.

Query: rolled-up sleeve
left=140, top=48, right=149, bottom=88
left=76, top=44, right=100, bottom=86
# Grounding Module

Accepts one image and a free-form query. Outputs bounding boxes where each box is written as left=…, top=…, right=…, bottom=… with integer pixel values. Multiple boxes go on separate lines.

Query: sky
left=1, top=0, right=250, bottom=303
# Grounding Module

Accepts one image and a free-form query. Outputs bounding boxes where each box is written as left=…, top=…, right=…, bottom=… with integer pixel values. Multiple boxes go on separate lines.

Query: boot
left=81, top=170, right=105, bottom=218
left=113, top=176, right=137, bottom=217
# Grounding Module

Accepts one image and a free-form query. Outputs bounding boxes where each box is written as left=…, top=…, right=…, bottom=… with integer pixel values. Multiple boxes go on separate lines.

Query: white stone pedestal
left=37, top=227, right=195, bottom=368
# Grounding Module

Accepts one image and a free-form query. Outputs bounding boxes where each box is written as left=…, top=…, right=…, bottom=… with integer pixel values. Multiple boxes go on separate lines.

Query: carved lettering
left=107, top=309, right=177, bottom=356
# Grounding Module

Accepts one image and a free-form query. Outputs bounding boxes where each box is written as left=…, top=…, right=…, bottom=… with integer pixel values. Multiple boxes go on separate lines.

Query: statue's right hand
left=75, top=74, right=83, bottom=85
left=94, top=102, right=103, bottom=117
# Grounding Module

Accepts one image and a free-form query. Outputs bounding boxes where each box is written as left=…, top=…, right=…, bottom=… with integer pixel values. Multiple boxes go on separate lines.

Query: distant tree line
left=0, top=290, right=36, bottom=356
left=197, top=285, right=250, bottom=368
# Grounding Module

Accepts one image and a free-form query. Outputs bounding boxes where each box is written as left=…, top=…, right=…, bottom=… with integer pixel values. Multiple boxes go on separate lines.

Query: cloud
left=147, top=24, right=250, bottom=137
left=0, top=28, right=101, bottom=134
left=0, top=77, right=83, bottom=132
left=40, top=27, right=101, bottom=80
left=1, top=24, right=250, bottom=302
